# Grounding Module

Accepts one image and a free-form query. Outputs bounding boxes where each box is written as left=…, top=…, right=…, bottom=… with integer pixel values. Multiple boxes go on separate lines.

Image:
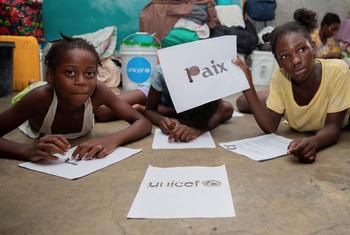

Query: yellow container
left=0, top=36, right=40, bottom=91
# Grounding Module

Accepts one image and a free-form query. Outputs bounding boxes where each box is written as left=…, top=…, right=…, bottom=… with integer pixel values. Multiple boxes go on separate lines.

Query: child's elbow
left=262, top=125, right=278, bottom=134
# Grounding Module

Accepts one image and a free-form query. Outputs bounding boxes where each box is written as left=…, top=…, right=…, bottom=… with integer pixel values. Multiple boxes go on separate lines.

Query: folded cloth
left=215, top=5, right=245, bottom=28
left=161, top=28, right=200, bottom=47
left=97, top=58, right=121, bottom=88
left=184, top=4, right=208, bottom=25
left=75, top=26, right=117, bottom=60
left=174, top=18, right=210, bottom=38
left=192, top=0, right=221, bottom=28
left=139, top=0, right=192, bottom=41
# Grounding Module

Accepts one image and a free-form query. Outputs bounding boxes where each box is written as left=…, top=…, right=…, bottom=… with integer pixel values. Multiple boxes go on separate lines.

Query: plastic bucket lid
left=133, top=33, right=153, bottom=44
left=121, top=32, right=161, bottom=48
left=119, top=44, right=158, bottom=56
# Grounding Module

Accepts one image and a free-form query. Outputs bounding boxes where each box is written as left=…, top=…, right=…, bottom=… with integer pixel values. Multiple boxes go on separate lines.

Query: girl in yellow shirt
left=234, top=8, right=350, bottom=163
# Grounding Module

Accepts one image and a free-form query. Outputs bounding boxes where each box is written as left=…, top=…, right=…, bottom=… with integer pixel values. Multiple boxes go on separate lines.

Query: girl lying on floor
left=0, top=34, right=151, bottom=162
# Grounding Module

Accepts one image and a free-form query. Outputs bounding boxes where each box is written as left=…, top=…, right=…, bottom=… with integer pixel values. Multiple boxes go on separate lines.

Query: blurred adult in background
left=334, top=12, right=350, bottom=66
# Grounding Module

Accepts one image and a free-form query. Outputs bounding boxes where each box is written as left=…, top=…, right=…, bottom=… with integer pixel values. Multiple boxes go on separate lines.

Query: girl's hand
left=168, top=124, right=201, bottom=143
left=159, top=117, right=179, bottom=135
left=231, top=58, right=253, bottom=85
left=72, top=138, right=116, bottom=160
left=288, top=138, right=317, bottom=163
left=25, top=135, right=70, bottom=162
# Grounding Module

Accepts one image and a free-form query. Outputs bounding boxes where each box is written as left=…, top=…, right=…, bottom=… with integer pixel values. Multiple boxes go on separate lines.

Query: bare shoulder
left=17, top=84, right=53, bottom=111
left=0, top=84, right=53, bottom=133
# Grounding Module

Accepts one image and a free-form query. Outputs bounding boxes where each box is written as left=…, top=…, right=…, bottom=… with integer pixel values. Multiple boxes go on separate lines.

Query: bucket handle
left=122, top=32, right=161, bottom=48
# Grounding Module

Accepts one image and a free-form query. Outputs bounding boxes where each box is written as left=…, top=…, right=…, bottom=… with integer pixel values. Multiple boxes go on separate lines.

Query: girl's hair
left=45, top=33, right=101, bottom=71
left=269, top=8, right=318, bottom=55
left=321, top=12, right=341, bottom=27
left=178, top=100, right=219, bottom=129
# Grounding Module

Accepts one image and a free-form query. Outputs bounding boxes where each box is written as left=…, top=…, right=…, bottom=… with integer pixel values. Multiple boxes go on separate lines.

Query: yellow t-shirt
left=266, top=59, right=350, bottom=132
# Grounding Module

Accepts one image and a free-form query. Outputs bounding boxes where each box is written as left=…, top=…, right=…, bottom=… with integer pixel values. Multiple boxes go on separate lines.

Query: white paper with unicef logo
left=19, top=147, right=141, bottom=179
left=127, top=165, right=235, bottom=218
left=157, top=35, right=249, bottom=113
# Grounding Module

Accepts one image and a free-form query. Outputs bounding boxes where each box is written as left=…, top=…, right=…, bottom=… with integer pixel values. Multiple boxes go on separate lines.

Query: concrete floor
left=0, top=93, right=349, bottom=235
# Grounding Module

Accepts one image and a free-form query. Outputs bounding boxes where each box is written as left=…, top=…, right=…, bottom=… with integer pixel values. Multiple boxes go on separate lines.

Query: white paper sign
left=152, top=128, right=216, bottom=149
left=127, top=165, right=235, bottom=219
left=19, top=147, right=141, bottom=179
left=219, top=134, right=292, bottom=161
left=157, top=36, right=249, bottom=113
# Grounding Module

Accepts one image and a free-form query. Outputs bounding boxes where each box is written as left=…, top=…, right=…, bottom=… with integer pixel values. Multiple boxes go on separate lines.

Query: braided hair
left=270, top=8, right=318, bottom=56
left=45, top=33, right=101, bottom=72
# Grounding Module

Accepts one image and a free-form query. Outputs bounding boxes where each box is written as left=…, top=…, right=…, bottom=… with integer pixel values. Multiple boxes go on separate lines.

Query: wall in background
left=43, top=0, right=149, bottom=49
left=253, top=0, right=350, bottom=32
left=43, top=0, right=350, bottom=49
left=276, top=0, right=350, bottom=24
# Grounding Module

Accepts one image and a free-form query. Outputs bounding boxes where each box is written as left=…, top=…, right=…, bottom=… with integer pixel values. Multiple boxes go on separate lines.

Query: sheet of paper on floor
left=19, top=147, right=141, bottom=179
left=152, top=128, right=216, bottom=149
left=219, top=134, right=292, bottom=161
left=127, top=165, right=235, bottom=219
left=232, top=111, right=244, bottom=117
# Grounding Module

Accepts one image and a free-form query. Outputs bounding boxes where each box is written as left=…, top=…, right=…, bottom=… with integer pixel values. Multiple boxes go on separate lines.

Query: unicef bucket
left=251, top=50, right=277, bottom=86
left=120, top=32, right=160, bottom=91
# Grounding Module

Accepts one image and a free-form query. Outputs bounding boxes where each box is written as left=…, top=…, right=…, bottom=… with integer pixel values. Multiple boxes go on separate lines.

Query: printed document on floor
left=219, top=134, right=292, bottom=161
left=152, top=128, right=216, bottom=149
left=127, top=165, right=235, bottom=219
left=19, top=147, right=141, bottom=179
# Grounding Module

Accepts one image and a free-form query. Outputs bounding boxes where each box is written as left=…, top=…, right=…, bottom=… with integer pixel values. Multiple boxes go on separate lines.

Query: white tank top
left=19, top=91, right=94, bottom=139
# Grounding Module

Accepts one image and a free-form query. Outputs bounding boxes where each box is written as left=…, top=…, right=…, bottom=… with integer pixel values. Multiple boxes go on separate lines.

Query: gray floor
left=0, top=93, right=349, bottom=235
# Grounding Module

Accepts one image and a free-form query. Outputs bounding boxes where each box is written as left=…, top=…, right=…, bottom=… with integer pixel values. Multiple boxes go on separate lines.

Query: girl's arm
left=73, top=82, right=152, bottom=159
left=142, top=87, right=180, bottom=135
left=0, top=88, right=70, bottom=161
left=233, top=59, right=282, bottom=133
left=288, top=110, right=346, bottom=163
left=143, top=86, right=169, bottom=126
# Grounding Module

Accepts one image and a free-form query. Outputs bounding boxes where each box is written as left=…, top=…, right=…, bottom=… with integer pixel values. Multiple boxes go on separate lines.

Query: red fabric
left=0, top=0, right=45, bottom=43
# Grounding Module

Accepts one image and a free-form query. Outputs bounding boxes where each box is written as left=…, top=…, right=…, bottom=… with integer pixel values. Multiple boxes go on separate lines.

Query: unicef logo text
left=127, top=57, right=152, bottom=84
left=202, top=180, right=222, bottom=187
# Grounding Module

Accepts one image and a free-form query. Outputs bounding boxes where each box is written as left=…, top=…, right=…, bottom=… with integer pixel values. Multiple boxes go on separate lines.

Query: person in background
left=234, top=8, right=350, bottom=163
left=135, top=64, right=234, bottom=143
left=0, top=34, right=151, bottom=162
left=334, top=12, right=350, bottom=65
left=311, top=12, right=341, bottom=59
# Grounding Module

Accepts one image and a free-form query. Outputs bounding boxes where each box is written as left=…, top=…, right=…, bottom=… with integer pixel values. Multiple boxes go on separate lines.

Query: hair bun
left=60, top=32, right=74, bottom=41
left=293, top=8, right=318, bottom=33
